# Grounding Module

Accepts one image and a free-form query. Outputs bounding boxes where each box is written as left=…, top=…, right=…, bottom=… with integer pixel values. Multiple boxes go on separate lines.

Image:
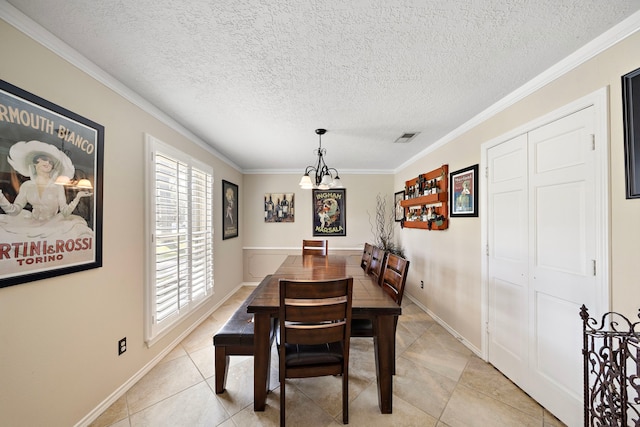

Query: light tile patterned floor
left=89, top=286, right=567, bottom=427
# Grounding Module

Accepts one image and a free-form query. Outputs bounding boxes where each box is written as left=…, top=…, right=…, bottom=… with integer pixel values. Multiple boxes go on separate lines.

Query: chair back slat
left=283, top=281, right=344, bottom=298
left=286, top=322, right=346, bottom=345
left=302, top=239, right=329, bottom=256
left=284, top=300, right=349, bottom=323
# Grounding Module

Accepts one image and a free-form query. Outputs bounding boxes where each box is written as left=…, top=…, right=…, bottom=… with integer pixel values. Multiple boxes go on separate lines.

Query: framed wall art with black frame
left=222, top=180, right=238, bottom=239
left=623, top=67, right=640, bottom=199
left=449, top=164, right=479, bottom=217
left=394, top=190, right=405, bottom=222
left=0, top=80, right=104, bottom=288
left=312, top=188, right=346, bottom=236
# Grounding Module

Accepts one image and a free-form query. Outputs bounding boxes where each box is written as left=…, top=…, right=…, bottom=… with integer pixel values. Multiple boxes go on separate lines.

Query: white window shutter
left=145, top=134, right=214, bottom=343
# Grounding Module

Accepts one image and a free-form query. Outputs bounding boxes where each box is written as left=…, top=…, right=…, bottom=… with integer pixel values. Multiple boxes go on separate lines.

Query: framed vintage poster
left=222, top=180, right=238, bottom=239
left=394, top=190, right=405, bottom=222
left=623, top=67, right=640, bottom=199
left=264, top=192, right=294, bottom=223
left=312, top=188, right=346, bottom=236
left=450, top=164, right=478, bottom=217
left=0, top=80, right=104, bottom=288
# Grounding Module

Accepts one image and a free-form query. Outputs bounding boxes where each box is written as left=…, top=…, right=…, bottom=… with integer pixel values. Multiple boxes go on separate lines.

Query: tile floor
left=89, top=286, right=567, bottom=427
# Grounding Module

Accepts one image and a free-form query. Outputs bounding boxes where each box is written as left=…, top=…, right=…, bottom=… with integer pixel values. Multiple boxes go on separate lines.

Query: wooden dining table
left=246, top=254, right=402, bottom=414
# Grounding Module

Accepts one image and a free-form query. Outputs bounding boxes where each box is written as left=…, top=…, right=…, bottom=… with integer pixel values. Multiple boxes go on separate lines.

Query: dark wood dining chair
left=278, top=277, right=353, bottom=426
left=302, top=239, right=329, bottom=256
left=352, top=253, right=409, bottom=373
left=366, top=246, right=386, bottom=285
left=379, top=253, right=410, bottom=307
left=360, top=242, right=374, bottom=270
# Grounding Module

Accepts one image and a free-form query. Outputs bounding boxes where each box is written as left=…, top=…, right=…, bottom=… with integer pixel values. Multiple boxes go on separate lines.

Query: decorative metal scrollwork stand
left=581, top=305, right=640, bottom=426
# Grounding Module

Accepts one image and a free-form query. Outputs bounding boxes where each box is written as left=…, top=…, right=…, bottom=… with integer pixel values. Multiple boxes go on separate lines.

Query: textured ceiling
left=5, top=1, right=640, bottom=173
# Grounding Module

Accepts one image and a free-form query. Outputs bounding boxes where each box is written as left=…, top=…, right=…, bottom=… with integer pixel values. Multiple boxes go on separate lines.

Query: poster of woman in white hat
left=0, top=80, right=103, bottom=288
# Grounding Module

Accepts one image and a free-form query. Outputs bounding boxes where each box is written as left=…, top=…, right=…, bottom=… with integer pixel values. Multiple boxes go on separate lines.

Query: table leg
left=253, top=312, right=271, bottom=411
left=373, top=314, right=395, bottom=413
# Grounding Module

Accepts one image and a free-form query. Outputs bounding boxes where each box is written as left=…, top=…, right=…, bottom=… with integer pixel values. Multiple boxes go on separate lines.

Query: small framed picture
left=450, top=164, right=478, bottom=217
left=222, top=180, right=238, bottom=239
left=264, top=192, right=295, bottom=222
left=394, top=190, right=405, bottom=222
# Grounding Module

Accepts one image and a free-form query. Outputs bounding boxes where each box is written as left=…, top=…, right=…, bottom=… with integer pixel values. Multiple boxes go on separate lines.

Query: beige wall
left=242, top=173, right=394, bottom=280
left=0, top=21, right=244, bottom=426
left=396, top=30, right=640, bottom=351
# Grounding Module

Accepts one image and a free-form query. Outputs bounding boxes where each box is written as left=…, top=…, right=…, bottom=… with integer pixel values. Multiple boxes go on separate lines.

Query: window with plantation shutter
left=145, top=134, right=214, bottom=344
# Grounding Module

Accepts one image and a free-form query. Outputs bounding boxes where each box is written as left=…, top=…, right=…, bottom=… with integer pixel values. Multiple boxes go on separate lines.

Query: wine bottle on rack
left=281, top=194, right=289, bottom=219
left=264, top=195, right=269, bottom=220
left=276, top=198, right=283, bottom=221
left=266, top=195, right=274, bottom=220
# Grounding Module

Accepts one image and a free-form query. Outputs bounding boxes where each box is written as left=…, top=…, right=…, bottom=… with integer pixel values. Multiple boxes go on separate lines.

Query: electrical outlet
left=118, top=337, right=127, bottom=356
left=420, top=280, right=424, bottom=289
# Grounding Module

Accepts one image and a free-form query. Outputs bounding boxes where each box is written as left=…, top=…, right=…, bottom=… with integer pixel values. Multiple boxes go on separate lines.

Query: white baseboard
left=405, top=293, right=482, bottom=358
left=75, top=282, right=250, bottom=427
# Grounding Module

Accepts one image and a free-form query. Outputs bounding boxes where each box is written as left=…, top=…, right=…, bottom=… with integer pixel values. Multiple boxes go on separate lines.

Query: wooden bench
left=213, top=275, right=274, bottom=394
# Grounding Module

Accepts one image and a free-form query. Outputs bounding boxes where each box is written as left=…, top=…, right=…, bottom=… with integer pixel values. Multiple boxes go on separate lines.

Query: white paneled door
left=487, top=133, right=528, bottom=386
left=487, top=105, right=605, bottom=427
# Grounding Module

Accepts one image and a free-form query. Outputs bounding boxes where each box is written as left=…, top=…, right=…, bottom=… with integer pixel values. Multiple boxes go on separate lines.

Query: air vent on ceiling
left=393, top=132, right=420, bottom=143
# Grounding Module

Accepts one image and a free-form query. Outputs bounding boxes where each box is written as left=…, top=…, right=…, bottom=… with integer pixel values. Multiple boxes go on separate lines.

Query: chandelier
left=298, top=129, right=343, bottom=190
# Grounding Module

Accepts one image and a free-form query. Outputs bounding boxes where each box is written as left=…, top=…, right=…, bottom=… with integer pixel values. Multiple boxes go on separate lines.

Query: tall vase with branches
left=368, top=193, right=405, bottom=257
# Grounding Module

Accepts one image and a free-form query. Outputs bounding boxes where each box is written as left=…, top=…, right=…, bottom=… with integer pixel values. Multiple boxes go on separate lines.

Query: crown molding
left=0, top=0, right=242, bottom=173
left=396, top=9, right=640, bottom=173
left=3, top=1, right=638, bottom=176
left=243, top=168, right=394, bottom=175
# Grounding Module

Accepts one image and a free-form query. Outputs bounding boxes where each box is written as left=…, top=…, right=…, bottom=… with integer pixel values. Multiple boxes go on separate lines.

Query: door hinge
left=592, top=259, right=596, bottom=276
left=486, top=244, right=489, bottom=256
left=591, top=134, right=595, bottom=151
left=485, top=166, right=489, bottom=178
